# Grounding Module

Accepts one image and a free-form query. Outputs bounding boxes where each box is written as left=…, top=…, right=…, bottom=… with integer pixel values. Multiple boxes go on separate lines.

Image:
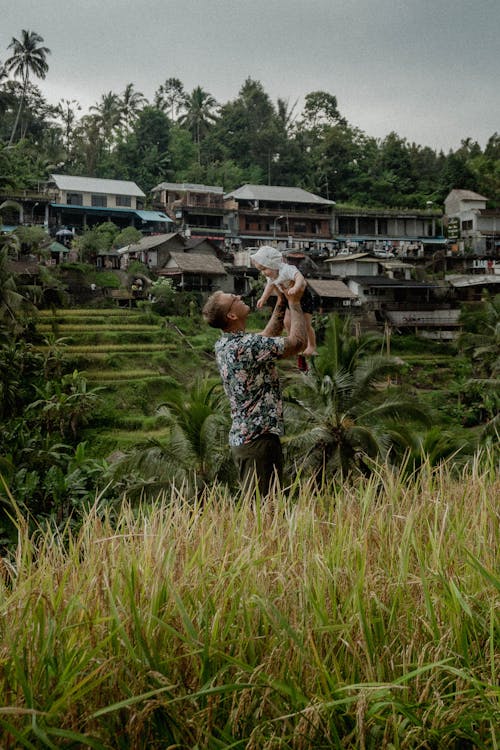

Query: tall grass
left=0, top=459, right=498, bottom=748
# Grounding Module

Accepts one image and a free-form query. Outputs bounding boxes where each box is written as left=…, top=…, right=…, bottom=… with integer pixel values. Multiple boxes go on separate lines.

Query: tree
left=284, top=316, right=430, bottom=481
left=119, top=83, right=146, bottom=131
left=27, top=370, right=103, bottom=441
left=5, top=29, right=50, bottom=146
left=108, top=377, right=231, bottom=499
left=110, top=106, right=171, bottom=189
left=89, top=91, right=122, bottom=147
left=179, top=86, right=219, bottom=162
left=155, top=77, right=185, bottom=120
left=56, top=98, right=82, bottom=150
left=0, top=247, right=36, bottom=337
left=301, top=90, right=345, bottom=130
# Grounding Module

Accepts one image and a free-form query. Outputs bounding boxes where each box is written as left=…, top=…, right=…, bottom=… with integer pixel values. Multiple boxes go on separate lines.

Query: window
left=67, top=193, right=83, bottom=205
left=116, top=195, right=131, bottom=207
left=91, top=194, right=107, bottom=207
left=461, top=219, right=473, bottom=230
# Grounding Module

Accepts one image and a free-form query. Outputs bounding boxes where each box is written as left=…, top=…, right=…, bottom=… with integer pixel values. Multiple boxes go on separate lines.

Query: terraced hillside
left=35, top=308, right=219, bottom=457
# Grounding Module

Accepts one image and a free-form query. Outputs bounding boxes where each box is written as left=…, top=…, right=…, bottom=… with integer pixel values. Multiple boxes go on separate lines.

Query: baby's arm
left=288, top=270, right=306, bottom=295
left=257, top=281, right=275, bottom=308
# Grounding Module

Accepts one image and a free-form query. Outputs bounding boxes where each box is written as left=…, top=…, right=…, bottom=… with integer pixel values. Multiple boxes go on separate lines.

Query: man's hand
left=284, top=283, right=304, bottom=306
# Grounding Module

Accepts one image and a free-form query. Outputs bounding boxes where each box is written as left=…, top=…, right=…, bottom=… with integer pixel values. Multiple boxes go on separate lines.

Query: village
left=2, top=175, right=500, bottom=339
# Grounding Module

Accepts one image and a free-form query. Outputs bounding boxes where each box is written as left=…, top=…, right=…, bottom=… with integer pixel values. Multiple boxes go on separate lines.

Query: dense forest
left=1, top=29, right=500, bottom=206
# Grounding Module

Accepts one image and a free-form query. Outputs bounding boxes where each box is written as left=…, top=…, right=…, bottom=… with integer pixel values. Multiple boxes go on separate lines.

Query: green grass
left=0, top=461, right=498, bottom=747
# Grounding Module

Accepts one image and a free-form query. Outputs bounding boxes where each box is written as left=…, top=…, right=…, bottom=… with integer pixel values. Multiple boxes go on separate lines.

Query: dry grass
left=0, top=457, right=498, bottom=748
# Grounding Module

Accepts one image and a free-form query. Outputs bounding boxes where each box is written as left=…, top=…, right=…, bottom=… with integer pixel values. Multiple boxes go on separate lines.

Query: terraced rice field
left=35, top=308, right=217, bottom=455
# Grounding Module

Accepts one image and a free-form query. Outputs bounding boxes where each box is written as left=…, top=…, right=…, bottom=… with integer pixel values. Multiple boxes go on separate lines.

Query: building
left=444, top=189, right=500, bottom=255
left=47, top=174, right=172, bottom=234
left=223, top=184, right=336, bottom=251
left=114, top=232, right=187, bottom=269
left=306, top=279, right=358, bottom=313
left=151, top=182, right=225, bottom=243
left=157, top=252, right=228, bottom=293
left=333, top=205, right=446, bottom=257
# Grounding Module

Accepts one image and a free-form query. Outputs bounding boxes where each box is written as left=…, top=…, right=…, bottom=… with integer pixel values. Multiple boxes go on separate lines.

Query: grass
left=0, top=459, right=498, bottom=748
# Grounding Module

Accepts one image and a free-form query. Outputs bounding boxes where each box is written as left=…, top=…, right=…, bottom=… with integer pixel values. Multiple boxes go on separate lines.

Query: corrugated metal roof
left=50, top=174, right=145, bottom=197
left=116, top=233, right=182, bottom=254
left=446, top=274, right=500, bottom=288
left=152, top=181, right=223, bottom=194
left=307, top=279, right=357, bottom=299
left=224, top=184, right=335, bottom=206
left=135, top=210, right=172, bottom=223
left=324, top=253, right=373, bottom=262
left=348, top=276, right=438, bottom=288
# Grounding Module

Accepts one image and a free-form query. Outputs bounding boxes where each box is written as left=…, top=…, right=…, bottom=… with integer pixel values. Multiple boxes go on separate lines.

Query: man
left=202, top=286, right=306, bottom=497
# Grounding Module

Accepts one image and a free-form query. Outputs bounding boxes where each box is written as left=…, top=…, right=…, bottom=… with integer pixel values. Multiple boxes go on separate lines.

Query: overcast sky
left=1, top=0, right=499, bottom=154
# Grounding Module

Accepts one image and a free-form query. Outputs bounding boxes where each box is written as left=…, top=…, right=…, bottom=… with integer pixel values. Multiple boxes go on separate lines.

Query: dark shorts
left=301, top=287, right=315, bottom=315
left=283, top=288, right=314, bottom=315
left=231, top=432, right=283, bottom=497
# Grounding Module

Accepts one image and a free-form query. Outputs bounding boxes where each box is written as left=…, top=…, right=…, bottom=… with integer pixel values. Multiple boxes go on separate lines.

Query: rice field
left=1, top=458, right=498, bottom=748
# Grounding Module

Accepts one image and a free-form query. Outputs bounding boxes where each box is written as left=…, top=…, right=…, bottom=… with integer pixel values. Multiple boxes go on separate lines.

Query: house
left=157, top=252, right=228, bottom=293
left=444, top=189, right=500, bottom=255
left=323, top=252, right=380, bottom=277
left=151, top=182, right=225, bottom=244
left=445, top=273, right=500, bottom=303
left=113, top=232, right=186, bottom=269
left=334, top=205, right=446, bottom=258
left=306, top=279, right=358, bottom=313
left=48, top=174, right=173, bottom=235
left=345, top=276, right=452, bottom=334
left=184, top=237, right=225, bottom=258
left=223, top=184, right=336, bottom=252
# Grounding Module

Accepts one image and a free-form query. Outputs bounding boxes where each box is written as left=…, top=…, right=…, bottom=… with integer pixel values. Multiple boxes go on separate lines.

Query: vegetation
left=1, top=31, right=499, bottom=204
left=0, top=461, right=498, bottom=747
left=1, top=28, right=499, bottom=746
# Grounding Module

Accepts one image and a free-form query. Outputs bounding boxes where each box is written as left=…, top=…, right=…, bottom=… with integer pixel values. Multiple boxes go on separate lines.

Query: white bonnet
left=250, top=245, right=283, bottom=270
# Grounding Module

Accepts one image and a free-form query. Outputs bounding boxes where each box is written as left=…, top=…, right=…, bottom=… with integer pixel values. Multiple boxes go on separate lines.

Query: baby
left=250, top=245, right=317, bottom=356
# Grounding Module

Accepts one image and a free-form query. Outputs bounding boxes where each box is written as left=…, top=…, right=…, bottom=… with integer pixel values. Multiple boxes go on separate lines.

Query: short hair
left=202, top=290, right=230, bottom=330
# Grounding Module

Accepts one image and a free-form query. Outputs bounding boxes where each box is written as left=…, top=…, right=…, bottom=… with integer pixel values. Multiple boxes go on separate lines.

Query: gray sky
left=1, top=0, right=499, bottom=153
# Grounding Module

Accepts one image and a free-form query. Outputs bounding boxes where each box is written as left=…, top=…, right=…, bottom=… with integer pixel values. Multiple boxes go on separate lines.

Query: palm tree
left=119, top=83, right=146, bottom=130
left=459, top=293, right=500, bottom=378
left=5, top=30, right=50, bottom=146
left=284, top=317, right=430, bottom=481
left=0, top=247, right=36, bottom=338
left=56, top=98, right=81, bottom=149
left=89, top=91, right=121, bottom=147
left=178, top=86, right=219, bottom=162
left=108, top=377, right=231, bottom=499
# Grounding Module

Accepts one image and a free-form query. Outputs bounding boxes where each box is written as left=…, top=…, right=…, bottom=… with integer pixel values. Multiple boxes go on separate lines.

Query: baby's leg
left=302, top=313, right=317, bottom=355
left=284, top=308, right=291, bottom=336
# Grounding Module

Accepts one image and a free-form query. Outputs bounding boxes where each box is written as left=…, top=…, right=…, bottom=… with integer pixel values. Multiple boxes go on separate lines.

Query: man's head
left=202, top=291, right=248, bottom=331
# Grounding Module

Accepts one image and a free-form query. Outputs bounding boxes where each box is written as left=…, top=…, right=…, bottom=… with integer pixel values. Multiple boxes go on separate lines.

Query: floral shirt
left=215, top=331, right=286, bottom=446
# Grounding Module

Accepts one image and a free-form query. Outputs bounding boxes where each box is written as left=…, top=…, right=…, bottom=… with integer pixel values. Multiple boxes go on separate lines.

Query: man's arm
left=261, top=294, right=287, bottom=336
left=280, top=290, right=307, bottom=357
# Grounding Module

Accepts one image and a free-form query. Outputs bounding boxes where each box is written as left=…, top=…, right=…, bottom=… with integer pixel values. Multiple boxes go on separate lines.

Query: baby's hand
left=256, top=298, right=264, bottom=309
